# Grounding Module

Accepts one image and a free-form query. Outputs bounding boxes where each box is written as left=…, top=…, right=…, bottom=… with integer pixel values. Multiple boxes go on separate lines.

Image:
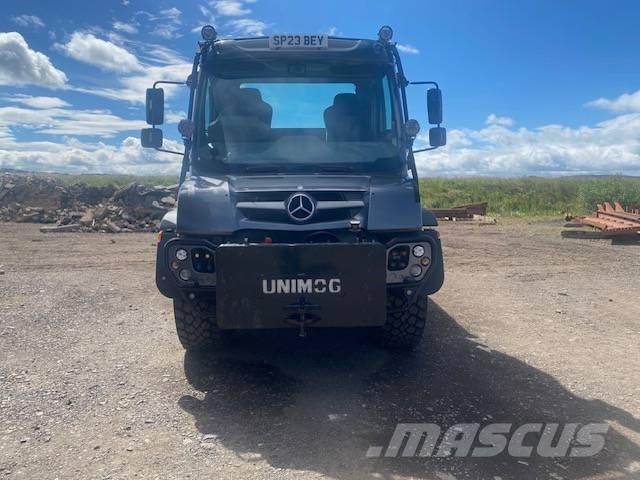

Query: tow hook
left=284, top=296, right=321, bottom=337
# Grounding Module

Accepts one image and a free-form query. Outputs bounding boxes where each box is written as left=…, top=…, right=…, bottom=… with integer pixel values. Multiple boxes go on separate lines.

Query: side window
left=382, top=77, right=393, bottom=131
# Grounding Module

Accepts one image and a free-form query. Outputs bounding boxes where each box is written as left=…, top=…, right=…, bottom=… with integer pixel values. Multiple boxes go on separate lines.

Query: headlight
left=176, top=248, right=188, bottom=261
left=412, top=245, right=425, bottom=257
left=388, top=245, right=410, bottom=271
left=179, top=269, right=192, bottom=281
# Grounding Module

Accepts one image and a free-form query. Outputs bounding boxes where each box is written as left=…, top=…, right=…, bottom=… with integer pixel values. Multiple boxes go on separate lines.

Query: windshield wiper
left=242, top=165, right=281, bottom=173
left=317, top=165, right=355, bottom=173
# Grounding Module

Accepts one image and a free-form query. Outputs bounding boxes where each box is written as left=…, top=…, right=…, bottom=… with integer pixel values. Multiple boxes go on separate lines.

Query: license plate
left=269, top=34, right=328, bottom=49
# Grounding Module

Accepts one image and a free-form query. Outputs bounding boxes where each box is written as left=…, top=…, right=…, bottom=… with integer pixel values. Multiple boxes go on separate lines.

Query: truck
left=141, top=25, right=446, bottom=351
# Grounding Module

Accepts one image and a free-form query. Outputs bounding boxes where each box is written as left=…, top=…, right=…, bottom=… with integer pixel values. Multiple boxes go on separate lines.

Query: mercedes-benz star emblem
left=286, top=193, right=315, bottom=222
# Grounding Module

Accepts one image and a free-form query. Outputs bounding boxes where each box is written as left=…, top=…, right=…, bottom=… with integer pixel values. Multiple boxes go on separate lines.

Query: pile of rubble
left=0, top=173, right=177, bottom=233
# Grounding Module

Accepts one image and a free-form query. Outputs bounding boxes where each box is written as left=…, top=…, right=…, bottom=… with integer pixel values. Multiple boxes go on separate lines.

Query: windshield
left=194, top=62, right=403, bottom=175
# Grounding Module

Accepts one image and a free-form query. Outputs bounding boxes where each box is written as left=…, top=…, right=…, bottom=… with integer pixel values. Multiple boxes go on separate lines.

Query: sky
left=0, top=0, right=639, bottom=176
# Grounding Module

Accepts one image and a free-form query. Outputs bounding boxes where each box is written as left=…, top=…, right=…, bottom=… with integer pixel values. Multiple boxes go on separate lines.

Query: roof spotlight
left=405, top=119, right=420, bottom=138
left=201, top=25, right=217, bottom=41
left=378, top=25, right=393, bottom=42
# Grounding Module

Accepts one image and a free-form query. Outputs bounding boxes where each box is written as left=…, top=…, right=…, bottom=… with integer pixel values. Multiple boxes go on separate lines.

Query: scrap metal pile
left=563, top=202, right=640, bottom=238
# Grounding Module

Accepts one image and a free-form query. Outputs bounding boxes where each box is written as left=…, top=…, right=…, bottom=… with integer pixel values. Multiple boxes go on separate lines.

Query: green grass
left=420, top=176, right=640, bottom=217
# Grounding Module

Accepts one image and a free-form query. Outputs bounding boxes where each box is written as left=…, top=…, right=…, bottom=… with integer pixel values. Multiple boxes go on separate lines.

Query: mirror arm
left=413, top=146, right=438, bottom=154
left=152, top=80, right=186, bottom=89
left=409, top=81, right=440, bottom=88
left=407, top=147, right=421, bottom=203
left=154, top=147, right=184, bottom=156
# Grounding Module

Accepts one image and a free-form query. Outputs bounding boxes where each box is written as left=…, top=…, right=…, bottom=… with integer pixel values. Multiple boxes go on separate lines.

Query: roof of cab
left=211, top=36, right=391, bottom=64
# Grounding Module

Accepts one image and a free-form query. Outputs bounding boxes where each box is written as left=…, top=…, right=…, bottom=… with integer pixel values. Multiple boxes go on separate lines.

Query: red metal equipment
left=578, top=202, right=640, bottom=236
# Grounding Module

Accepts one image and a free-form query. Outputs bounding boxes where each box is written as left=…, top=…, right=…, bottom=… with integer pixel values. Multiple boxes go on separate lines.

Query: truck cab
left=142, top=26, right=446, bottom=350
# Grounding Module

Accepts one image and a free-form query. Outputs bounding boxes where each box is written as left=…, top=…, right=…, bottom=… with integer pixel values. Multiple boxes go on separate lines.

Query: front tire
left=173, top=296, right=220, bottom=351
left=373, top=291, right=427, bottom=349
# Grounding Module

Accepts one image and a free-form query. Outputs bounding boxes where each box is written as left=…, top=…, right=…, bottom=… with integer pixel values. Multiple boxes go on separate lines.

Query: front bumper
left=155, top=230, right=444, bottom=328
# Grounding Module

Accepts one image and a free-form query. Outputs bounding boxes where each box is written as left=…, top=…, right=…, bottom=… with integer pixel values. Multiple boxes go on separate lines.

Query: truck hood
left=176, top=174, right=422, bottom=235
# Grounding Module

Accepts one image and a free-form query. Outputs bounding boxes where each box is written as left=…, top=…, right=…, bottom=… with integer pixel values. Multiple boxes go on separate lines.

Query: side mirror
left=145, top=88, right=164, bottom=125
left=141, top=128, right=163, bottom=148
left=429, top=127, right=446, bottom=147
left=427, top=88, right=443, bottom=125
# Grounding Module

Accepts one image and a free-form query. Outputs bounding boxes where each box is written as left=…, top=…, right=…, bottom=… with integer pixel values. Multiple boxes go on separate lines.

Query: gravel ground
left=0, top=221, right=638, bottom=480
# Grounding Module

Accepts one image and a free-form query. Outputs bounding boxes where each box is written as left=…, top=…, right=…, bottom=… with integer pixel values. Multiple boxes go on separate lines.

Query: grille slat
left=235, top=191, right=364, bottom=223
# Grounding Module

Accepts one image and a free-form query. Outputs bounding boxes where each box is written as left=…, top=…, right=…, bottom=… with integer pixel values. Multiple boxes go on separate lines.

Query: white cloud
left=227, top=18, right=268, bottom=36
left=165, top=110, right=187, bottom=124
left=3, top=94, right=70, bottom=109
left=74, top=61, right=192, bottom=104
left=0, top=32, right=67, bottom=88
left=415, top=113, right=640, bottom=176
left=135, top=42, right=187, bottom=65
left=586, top=89, right=640, bottom=113
left=396, top=44, right=420, bottom=55
left=192, top=5, right=217, bottom=32
left=56, top=32, right=142, bottom=73
left=485, top=113, right=514, bottom=127
left=0, top=104, right=146, bottom=137
left=200, top=4, right=212, bottom=17
left=12, top=15, right=45, bottom=29
left=213, top=0, right=256, bottom=17
left=0, top=136, right=182, bottom=175
left=137, top=7, right=183, bottom=39
left=154, top=25, right=182, bottom=40
left=160, top=7, right=182, bottom=20
left=325, top=26, right=339, bottom=36
left=113, top=21, right=138, bottom=34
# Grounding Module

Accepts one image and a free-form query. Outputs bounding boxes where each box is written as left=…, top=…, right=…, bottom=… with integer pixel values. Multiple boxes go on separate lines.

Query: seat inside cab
left=204, top=76, right=391, bottom=153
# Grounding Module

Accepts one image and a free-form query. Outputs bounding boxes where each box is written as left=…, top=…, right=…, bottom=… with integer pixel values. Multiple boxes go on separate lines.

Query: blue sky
left=0, top=0, right=639, bottom=176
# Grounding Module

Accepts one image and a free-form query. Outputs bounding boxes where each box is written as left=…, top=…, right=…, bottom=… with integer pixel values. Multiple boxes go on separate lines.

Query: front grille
left=235, top=190, right=365, bottom=224
left=236, top=191, right=348, bottom=202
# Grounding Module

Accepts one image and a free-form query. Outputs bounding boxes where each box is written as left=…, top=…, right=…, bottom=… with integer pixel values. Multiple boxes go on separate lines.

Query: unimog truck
left=141, top=26, right=446, bottom=350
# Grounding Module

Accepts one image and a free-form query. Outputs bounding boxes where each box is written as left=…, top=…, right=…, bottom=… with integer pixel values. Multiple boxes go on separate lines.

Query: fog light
left=179, top=269, right=192, bottom=281
left=412, top=245, right=425, bottom=257
left=176, top=248, right=188, bottom=261
left=409, top=264, right=423, bottom=277
left=170, top=260, right=179, bottom=270
left=420, top=256, right=431, bottom=266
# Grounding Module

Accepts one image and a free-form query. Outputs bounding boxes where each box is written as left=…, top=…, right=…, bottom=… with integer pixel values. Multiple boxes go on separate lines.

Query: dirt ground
left=0, top=221, right=639, bottom=480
